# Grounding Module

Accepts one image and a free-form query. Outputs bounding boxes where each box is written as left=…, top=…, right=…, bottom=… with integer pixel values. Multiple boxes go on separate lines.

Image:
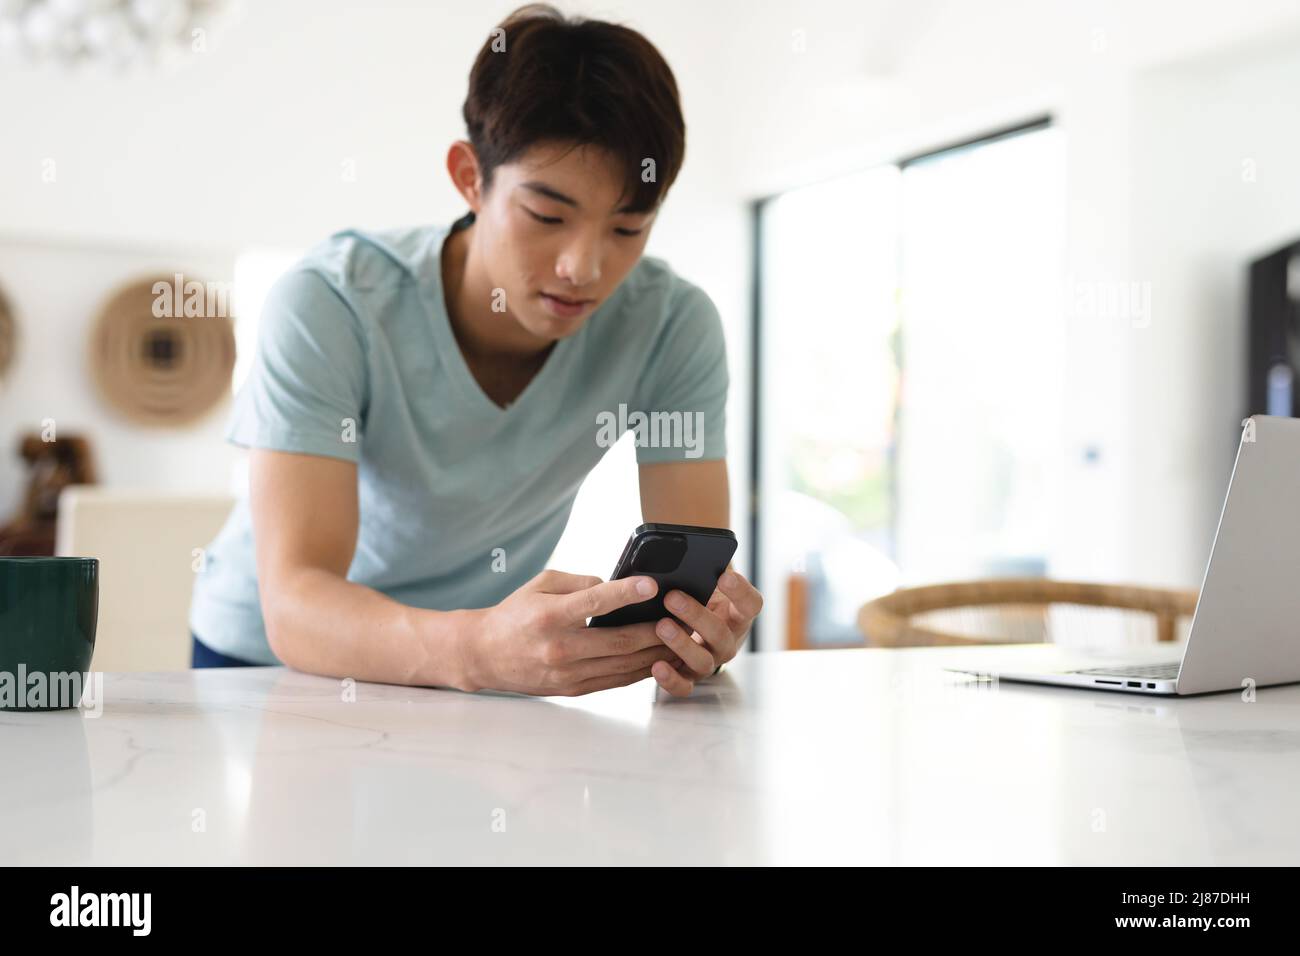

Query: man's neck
left=441, top=220, right=553, bottom=364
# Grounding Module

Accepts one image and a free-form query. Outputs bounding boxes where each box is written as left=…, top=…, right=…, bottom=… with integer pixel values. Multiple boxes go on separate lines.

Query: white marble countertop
left=3, top=643, right=1298, bottom=865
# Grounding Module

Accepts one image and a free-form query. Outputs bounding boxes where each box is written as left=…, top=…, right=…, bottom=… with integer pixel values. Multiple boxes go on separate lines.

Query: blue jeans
left=191, top=632, right=264, bottom=668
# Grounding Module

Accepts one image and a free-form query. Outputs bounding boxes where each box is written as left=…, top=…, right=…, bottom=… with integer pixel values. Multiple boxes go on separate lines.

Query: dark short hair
left=462, top=4, right=686, bottom=213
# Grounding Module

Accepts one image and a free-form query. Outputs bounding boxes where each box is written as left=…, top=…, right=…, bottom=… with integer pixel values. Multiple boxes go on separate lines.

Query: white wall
left=1127, top=35, right=1300, bottom=588
left=0, top=237, right=240, bottom=513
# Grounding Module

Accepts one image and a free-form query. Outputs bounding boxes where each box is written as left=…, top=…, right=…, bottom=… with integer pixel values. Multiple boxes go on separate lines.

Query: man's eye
left=525, top=208, right=563, bottom=225
left=615, top=227, right=644, bottom=237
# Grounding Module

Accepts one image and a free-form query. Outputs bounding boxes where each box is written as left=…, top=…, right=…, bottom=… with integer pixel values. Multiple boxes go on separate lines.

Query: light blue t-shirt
left=188, top=218, right=728, bottom=663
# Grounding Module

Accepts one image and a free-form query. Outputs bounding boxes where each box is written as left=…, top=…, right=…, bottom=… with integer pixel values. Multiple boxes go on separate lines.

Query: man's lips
left=539, top=291, right=596, bottom=318
left=540, top=292, right=594, bottom=306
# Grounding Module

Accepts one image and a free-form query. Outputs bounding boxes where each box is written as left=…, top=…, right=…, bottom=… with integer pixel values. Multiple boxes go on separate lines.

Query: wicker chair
left=857, top=578, right=1199, bottom=648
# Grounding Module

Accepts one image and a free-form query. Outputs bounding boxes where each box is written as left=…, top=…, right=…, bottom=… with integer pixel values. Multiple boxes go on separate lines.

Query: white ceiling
left=2, top=0, right=1299, bottom=249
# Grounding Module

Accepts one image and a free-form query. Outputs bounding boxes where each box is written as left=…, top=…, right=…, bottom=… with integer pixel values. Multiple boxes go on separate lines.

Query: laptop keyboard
left=1071, top=662, right=1180, bottom=680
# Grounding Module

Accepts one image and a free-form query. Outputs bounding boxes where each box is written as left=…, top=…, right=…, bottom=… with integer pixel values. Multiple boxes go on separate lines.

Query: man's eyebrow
left=520, top=180, right=647, bottom=216
left=520, top=181, right=579, bottom=207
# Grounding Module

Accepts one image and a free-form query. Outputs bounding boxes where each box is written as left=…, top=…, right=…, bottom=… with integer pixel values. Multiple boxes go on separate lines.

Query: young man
left=188, top=4, right=763, bottom=698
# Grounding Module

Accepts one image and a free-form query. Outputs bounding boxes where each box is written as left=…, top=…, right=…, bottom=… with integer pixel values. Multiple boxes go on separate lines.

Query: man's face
left=472, top=142, right=656, bottom=341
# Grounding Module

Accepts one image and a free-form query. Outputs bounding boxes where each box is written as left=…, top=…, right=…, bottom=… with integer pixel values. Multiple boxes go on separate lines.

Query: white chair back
left=56, top=486, right=235, bottom=672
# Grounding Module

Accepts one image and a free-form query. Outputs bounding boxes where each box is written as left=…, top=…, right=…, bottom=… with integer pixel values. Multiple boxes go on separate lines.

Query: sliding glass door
left=757, top=166, right=903, bottom=647
left=896, top=126, right=1065, bottom=583
left=756, top=123, right=1065, bottom=648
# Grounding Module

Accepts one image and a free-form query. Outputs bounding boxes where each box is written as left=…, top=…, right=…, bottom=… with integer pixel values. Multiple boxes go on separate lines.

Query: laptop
left=949, top=415, right=1300, bottom=696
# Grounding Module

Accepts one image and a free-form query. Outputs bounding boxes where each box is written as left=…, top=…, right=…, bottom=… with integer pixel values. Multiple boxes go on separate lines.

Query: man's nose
left=556, top=235, right=602, bottom=287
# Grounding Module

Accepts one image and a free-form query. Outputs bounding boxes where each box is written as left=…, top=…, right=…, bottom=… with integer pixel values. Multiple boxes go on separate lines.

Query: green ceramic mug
left=0, top=557, right=98, bottom=711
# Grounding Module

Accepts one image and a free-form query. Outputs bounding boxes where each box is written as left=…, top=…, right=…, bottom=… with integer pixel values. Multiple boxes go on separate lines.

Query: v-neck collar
left=424, top=216, right=578, bottom=420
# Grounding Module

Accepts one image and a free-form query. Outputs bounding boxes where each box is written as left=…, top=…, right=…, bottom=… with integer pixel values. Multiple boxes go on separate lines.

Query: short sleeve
left=226, top=269, right=368, bottom=463
left=634, top=283, right=729, bottom=464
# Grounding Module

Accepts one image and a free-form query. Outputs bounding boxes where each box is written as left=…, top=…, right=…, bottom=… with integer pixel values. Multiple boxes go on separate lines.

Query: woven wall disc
left=0, top=285, right=15, bottom=383
left=90, top=277, right=236, bottom=427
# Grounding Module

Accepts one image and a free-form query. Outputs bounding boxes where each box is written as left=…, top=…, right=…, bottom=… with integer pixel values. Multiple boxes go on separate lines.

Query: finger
left=532, top=570, right=604, bottom=594
left=707, top=590, right=734, bottom=621
left=702, top=592, right=737, bottom=645
left=651, top=659, right=695, bottom=697
left=716, top=569, right=764, bottom=621
left=559, top=575, right=657, bottom=625
left=568, top=665, right=657, bottom=696
left=703, top=567, right=735, bottom=608
left=654, top=616, right=715, bottom=677
left=708, top=592, right=747, bottom=636
left=726, top=601, right=753, bottom=648
left=662, top=589, right=731, bottom=653
left=570, top=644, right=681, bottom=682
left=568, top=620, right=669, bottom=659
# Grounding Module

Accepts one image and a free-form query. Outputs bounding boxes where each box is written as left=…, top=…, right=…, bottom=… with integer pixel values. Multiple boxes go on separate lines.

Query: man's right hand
left=464, top=570, right=684, bottom=696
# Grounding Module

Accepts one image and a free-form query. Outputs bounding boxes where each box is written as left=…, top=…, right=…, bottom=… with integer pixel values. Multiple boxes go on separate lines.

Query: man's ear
left=446, top=140, right=485, bottom=212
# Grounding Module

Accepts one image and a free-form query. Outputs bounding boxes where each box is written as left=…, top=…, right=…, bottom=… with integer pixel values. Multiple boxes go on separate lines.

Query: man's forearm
left=261, top=567, right=478, bottom=690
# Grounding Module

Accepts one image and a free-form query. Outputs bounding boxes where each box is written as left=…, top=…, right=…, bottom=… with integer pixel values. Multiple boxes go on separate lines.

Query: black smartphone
left=588, top=523, right=738, bottom=628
